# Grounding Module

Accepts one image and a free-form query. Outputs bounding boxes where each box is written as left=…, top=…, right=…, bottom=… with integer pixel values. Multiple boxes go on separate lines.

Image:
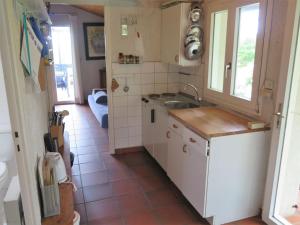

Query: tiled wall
left=111, top=62, right=203, bottom=149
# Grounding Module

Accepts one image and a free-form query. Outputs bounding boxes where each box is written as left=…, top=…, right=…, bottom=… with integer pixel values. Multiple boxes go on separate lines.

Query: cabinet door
left=142, top=102, right=154, bottom=156
left=181, top=141, right=208, bottom=216
left=161, top=4, right=181, bottom=64
left=167, top=129, right=184, bottom=189
left=154, top=106, right=168, bottom=171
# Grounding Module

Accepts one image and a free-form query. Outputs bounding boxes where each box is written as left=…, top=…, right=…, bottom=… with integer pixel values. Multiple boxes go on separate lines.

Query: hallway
left=57, top=104, right=266, bottom=225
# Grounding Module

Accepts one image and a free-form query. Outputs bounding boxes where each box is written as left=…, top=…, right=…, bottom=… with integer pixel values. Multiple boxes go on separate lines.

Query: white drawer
left=183, top=127, right=207, bottom=150
left=168, top=116, right=184, bottom=136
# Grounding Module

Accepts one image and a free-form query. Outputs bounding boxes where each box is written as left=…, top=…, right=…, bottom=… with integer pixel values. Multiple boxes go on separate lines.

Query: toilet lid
left=0, top=162, right=7, bottom=179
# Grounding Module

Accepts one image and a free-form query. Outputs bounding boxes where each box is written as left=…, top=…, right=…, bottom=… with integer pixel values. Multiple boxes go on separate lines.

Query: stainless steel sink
left=164, top=100, right=200, bottom=109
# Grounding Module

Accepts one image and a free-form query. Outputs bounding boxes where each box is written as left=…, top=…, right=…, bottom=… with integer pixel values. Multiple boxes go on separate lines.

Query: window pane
left=232, top=4, right=260, bottom=100
left=209, top=10, right=228, bottom=92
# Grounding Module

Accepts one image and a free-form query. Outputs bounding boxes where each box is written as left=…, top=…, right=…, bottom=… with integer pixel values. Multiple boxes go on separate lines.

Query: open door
left=263, top=0, right=300, bottom=224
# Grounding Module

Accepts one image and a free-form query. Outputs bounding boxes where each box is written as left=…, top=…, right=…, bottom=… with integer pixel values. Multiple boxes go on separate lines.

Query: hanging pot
left=186, top=25, right=203, bottom=38
left=184, top=35, right=200, bottom=47
left=189, top=8, right=203, bottom=23
left=185, top=41, right=203, bottom=60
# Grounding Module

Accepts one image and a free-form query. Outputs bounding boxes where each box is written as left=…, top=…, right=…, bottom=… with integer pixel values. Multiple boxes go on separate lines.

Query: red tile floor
left=57, top=104, right=266, bottom=225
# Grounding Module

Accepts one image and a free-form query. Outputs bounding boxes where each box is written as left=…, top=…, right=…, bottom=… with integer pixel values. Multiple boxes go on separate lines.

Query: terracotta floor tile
left=72, top=164, right=80, bottom=176
left=155, top=204, right=198, bottom=225
left=83, top=183, right=113, bottom=202
left=137, top=175, right=171, bottom=192
left=74, top=188, right=84, bottom=204
left=146, top=188, right=183, bottom=208
left=72, top=175, right=82, bottom=189
left=124, top=209, right=161, bottom=225
left=81, top=171, right=109, bottom=187
left=111, top=179, right=141, bottom=196
left=76, top=139, right=96, bottom=147
left=286, top=214, right=300, bottom=225
left=85, top=198, right=121, bottom=221
left=78, top=153, right=102, bottom=164
left=88, top=217, right=125, bottom=225
left=74, top=204, right=87, bottom=224
left=131, top=164, right=165, bottom=179
left=77, top=146, right=99, bottom=155
left=224, top=217, right=266, bottom=225
left=80, top=161, right=106, bottom=174
left=118, top=192, right=151, bottom=215
left=108, top=168, right=133, bottom=182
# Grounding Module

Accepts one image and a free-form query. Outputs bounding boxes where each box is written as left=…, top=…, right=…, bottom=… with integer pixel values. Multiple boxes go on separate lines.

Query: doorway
left=51, top=26, right=75, bottom=103
left=263, top=0, right=300, bottom=224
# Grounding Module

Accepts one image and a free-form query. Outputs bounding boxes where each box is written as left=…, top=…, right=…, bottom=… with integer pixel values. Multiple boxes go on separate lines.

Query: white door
left=263, top=1, right=300, bottom=224
left=51, top=26, right=76, bottom=104
left=181, top=141, right=208, bottom=216
left=167, top=129, right=184, bottom=189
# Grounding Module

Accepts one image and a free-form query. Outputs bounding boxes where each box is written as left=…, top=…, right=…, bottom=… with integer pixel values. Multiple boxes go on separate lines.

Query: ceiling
left=70, top=1, right=170, bottom=16
left=71, top=5, right=104, bottom=17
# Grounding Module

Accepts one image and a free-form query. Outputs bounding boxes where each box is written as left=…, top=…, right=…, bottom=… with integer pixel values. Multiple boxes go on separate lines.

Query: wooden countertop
left=42, top=132, right=74, bottom=225
left=168, top=107, right=269, bottom=139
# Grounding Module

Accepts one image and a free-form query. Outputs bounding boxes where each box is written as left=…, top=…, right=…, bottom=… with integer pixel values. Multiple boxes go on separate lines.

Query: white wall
left=0, top=53, right=11, bottom=133
left=50, top=4, right=106, bottom=100
left=106, top=6, right=205, bottom=150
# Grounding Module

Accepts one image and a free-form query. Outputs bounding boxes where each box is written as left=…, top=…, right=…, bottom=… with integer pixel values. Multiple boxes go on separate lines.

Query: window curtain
left=69, top=15, right=84, bottom=104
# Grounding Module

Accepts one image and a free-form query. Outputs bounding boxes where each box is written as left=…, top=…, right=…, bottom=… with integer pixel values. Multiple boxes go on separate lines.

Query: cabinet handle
left=182, top=144, right=187, bottom=153
left=175, top=55, right=179, bottom=63
left=189, top=138, right=196, bottom=143
left=173, top=124, right=178, bottom=129
left=166, top=131, right=171, bottom=139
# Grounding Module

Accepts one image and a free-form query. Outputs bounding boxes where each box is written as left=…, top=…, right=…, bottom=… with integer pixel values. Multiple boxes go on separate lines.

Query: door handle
left=182, top=144, right=187, bottom=153
left=189, top=138, right=196, bottom=143
left=273, top=103, right=284, bottom=128
left=166, top=131, right=170, bottom=139
left=151, top=109, right=155, bottom=123
left=224, top=62, right=232, bottom=79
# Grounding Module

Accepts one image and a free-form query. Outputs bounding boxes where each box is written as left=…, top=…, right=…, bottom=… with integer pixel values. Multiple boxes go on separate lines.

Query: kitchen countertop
left=168, top=107, right=270, bottom=139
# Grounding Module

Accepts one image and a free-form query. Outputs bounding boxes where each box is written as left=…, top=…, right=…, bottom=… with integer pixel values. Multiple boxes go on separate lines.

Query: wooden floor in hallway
left=56, top=104, right=266, bottom=225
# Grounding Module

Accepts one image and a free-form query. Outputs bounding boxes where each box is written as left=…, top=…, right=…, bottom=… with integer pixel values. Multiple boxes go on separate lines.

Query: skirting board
left=115, top=146, right=145, bottom=154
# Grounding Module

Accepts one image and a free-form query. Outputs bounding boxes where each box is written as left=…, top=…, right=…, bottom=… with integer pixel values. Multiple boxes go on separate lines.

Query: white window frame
left=204, top=0, right=268, bottom=116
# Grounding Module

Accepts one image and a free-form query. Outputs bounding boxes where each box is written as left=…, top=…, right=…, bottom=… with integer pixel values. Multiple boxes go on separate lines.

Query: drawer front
left=183, top=128, right=208, bottom=154
left=168, top=116, right=184, bottom=136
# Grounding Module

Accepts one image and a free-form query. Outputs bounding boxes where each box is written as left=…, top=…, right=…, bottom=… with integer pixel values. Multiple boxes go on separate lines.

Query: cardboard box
left=50, top=125, right=64, bottom=147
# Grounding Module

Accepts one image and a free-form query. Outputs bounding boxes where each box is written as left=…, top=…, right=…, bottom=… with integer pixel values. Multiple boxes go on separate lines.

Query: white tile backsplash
left=155, top=62, right=169, bottom=73
left=155, top=73, right=168, bottom=84
left=112, top=61, right=203, bottom=149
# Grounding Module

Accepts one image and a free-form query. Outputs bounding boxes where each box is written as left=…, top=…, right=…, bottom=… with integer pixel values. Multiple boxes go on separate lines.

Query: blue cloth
left=29, top=17, right=49, bottom=57
left=93, top=91, right=107, bottom=105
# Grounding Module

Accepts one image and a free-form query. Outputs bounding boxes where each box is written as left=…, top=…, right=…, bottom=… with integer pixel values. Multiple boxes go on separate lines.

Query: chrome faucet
left=182, top=83, right=200, bottom=102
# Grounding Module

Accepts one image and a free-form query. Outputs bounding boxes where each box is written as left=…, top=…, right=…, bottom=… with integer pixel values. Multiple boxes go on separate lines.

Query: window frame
left=204, top=0, right=268, bottom=115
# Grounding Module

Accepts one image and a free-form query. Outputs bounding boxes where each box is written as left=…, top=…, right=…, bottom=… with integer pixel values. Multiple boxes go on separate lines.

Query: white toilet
left=0, top=131, right=14, bottom=187
left=0, top=131, right=15, bottom=225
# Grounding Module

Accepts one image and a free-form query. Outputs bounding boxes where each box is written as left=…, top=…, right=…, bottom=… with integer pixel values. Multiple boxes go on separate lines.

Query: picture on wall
left=83, top=23, right=105, bottom=60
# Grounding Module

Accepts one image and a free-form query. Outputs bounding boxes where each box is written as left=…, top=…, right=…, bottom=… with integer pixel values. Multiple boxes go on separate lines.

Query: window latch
left=224, top=62, right=232, bottom=79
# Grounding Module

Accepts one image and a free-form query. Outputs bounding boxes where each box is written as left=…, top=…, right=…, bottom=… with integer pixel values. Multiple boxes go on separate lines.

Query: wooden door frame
left=262, top=0, right=299, bottom=224
left=0, top=1, right=42, bottom=224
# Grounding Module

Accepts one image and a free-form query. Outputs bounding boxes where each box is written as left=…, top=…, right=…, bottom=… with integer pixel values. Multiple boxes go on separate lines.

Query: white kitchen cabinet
left=161, top=3, right=200, bottom=66
left=153, top=105, right=168, bottom=171
left=181, top=129, right=209, bottom=216
left=142, top=99, right=155, bottom=156
left=166, top=129, right=184, bottom=189
left=166, top=116, right=270, bottom=225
